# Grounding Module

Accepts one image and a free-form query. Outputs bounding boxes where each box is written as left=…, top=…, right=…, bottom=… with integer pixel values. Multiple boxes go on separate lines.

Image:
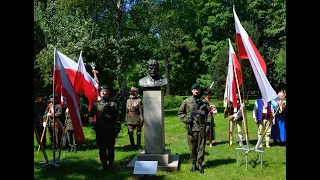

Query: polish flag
left=227, top=39, right=242, bottom=109
left=74, top=51, right=99, bottom=110
left=234, top=7, right=266, bottom=75
left=223, top=75, right=229, bottom=109
left=233, top=6, right=277, bottom=105
left=54, top=49, right=86, bottom=143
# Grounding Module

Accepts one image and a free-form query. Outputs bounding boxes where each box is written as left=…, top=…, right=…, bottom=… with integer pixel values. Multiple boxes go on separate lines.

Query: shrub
left=164, top=95, right=184, bottom=109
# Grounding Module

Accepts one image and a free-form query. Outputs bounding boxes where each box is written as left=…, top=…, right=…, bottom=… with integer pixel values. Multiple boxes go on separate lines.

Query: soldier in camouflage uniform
left=178, top=83, right=210, bottom=174
left=89, top=85, right=121, bottom=172
left=125, top=87, right=144, bottom=149
left=43, top=94, right=65, bottom=148
left=34, top=93, right=48, bottom=148
left=65, top=107, right=77, bottom=152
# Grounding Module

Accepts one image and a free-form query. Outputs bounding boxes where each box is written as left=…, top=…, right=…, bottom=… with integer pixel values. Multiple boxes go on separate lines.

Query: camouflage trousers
left=48, top=120, right=62, bottom=147
left=67, top=130, right=76, bottom=147
left=188, top=130, right=206, bottom=163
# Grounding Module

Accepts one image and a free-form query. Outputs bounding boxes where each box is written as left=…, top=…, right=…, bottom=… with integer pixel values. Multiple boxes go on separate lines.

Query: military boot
left=137, top=134, right=141, bottom=149
left=72, top=144, right=77, bottom=153
left=198, top=162, right=204, bottom=174
left=100, top=162, right=108, bottom=172
left=129, top=134, right=136, bottom=149
left=190, top=162, right=198, bottom=172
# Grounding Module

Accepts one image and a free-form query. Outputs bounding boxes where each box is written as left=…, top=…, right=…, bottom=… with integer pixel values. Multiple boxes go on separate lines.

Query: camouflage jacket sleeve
left=54, top=104, right=64, bottom=118
left=139, top=99, right=144, bottom=124
left=178, top=98, right=188, bottom=123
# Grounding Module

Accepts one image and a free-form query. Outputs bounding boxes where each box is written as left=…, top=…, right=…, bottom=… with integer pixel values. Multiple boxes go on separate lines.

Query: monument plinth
left=126, top=90, right=180, bottom=172
left=126, top=60, right=180, bottom=172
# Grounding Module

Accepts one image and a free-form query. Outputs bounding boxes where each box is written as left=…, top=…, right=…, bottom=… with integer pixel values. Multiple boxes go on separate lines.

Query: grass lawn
left=34, top=99, right=286, bottom=180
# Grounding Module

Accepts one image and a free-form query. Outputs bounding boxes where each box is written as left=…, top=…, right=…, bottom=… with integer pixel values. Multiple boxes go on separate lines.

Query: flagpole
left=238, top=59, right=250, bottom=149
left=37, top=116, right=49, bottom=154
left=34, top=124, right=49, bottom=163
left=224, top=75, right=231, bottom=146
left=52, top=69, right=56, bottom=163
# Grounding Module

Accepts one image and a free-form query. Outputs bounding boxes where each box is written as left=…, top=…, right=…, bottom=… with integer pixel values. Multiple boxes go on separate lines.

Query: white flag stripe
left=233, top=6, right=277, bottom=104
left=55, top=50, right=82, bottom=126
left=227, top=39, right=235, bottom=105
left=78, top=51, right=99, bottom=88
left=56, top=51, right=99, bottom=89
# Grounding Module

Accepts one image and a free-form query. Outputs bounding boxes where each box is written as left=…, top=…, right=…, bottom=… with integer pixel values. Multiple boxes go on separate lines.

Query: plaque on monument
left=133, top=161, right=158, bottom=175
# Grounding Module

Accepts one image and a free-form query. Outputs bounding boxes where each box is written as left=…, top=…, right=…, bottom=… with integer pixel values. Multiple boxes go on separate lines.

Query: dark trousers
left=96, top=128, right=116, bottom=164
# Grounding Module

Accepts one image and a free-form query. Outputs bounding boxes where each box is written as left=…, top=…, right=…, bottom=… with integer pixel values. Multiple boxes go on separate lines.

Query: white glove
left=43, top=122, right=47, bottom=127
left=212, top=108, right=218, bottom=115
left=272, top=118, right=275, bottom=125
left=47, top=113, right=53, bottom=117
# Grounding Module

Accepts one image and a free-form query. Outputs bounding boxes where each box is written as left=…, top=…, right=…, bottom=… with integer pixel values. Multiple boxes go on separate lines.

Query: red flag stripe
left=74, top=52, right=98, bottom=110
left=233, top=6, right=277, bottom=104
left=54, top=49, right=86, bottom=143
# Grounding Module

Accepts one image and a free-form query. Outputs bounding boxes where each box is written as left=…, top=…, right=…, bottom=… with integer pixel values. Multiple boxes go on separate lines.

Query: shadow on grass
left=35, top=150, right=154, bottom=179
left=129, top=174, right=166, bottom=180
left=204, top=158, right=236, bottom=168
left=34, top=158, right=133, bottom=180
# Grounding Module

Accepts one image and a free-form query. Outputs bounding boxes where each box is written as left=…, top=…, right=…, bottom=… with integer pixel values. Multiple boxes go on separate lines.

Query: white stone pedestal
left=126, top=90, right=180, bottom=172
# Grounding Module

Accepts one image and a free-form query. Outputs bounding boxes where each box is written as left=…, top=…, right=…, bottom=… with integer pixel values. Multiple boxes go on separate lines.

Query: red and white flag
left=74, top=51, right=99, bottom=110
left=54, top=49, right=86, bottom=143
left=227, top=39, right=242, bottom=109
left=233, top=6, right=277, bottom=105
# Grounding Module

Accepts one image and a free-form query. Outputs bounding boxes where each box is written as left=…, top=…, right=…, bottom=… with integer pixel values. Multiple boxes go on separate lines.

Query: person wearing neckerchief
left=253, top=98, right=275, bottom=148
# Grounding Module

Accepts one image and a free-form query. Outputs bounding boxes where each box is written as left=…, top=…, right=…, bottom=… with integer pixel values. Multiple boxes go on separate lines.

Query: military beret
left=191, top=83, right=200, bottom=90
left=100, top=84, right=110, bottom=90
left=49, top=94, right=58, bottom=98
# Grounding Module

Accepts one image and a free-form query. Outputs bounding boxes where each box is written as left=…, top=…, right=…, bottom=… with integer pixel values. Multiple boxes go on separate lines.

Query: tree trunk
left=115, top=0, right=126, bottom=121
left=164, top=53, right=171, bottom=96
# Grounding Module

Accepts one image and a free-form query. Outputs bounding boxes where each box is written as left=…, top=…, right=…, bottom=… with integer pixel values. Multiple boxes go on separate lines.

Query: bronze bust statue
left=138, top=60, right=167, bottom=89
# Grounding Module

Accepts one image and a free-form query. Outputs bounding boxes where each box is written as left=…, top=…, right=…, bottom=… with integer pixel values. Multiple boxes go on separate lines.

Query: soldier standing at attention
left=89, top=85, right=121, bottom=172
left=125, top=87, right=144, bottom=149
left=43, top=94, right=65, bottom=148
left=65, top=107, right=77, bottom=152
left=34, top=93, right=48, bottom=148
left=178, top=83, right=210, bottom=174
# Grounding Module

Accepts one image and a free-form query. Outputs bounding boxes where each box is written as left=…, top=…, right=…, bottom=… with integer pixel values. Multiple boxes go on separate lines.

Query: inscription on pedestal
left=143, top=90, right=165, bottom=154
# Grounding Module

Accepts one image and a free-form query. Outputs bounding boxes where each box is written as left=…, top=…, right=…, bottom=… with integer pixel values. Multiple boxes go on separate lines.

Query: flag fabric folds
left=54, top=49, right=86, bottom=143
left=233, top=6, right=277, bottom=105
left=74, top=51, right=99, bottom=110
left=227, top=38, right=242, bottom=109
